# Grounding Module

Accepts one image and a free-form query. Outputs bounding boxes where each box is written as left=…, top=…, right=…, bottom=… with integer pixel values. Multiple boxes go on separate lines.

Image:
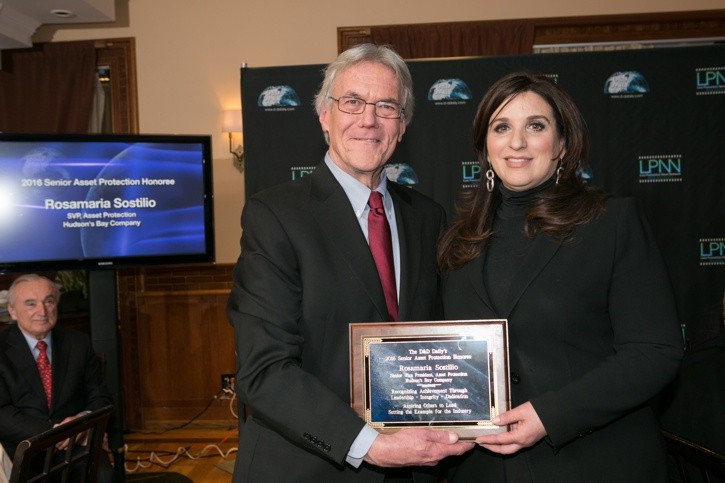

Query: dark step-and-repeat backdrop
left=240, top=45, right=725, bottom=345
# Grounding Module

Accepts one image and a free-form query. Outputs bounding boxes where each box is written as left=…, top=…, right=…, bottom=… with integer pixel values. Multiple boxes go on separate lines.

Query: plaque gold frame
left=349, top=319, right=510, bottom=439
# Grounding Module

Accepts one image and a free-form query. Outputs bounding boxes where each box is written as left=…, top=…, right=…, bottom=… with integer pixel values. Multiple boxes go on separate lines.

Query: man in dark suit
left=0, top=273, right=117, bottom=482
left=227, top=44, right=473, bottom=482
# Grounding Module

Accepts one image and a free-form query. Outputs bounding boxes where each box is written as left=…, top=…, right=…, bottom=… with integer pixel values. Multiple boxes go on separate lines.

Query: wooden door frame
left=95, top=37, right=139, bottom=133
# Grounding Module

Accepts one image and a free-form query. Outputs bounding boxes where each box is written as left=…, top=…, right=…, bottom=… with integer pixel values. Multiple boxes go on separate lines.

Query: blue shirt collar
left=324, top=154, right=390, bottom=218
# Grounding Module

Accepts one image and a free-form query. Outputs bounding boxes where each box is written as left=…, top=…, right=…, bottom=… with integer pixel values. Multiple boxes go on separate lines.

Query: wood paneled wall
left=338, top=9, right=725, bottom=57
left=117, top=264, right=237, bottom=431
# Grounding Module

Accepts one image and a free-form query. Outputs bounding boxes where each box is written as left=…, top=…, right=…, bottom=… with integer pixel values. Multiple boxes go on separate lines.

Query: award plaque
left=349, top=319, right=510, bottom=439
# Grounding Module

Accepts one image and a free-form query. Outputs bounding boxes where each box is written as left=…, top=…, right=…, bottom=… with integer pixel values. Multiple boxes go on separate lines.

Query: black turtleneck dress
left=484, top=182, right=551, bottom=315
left=443, top=183, right=683, bottom=483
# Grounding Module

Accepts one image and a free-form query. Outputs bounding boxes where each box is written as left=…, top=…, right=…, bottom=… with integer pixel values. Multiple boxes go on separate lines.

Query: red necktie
left=35, top=340, right=52, bottom=408
left=368, top=191, right=398, bottom=321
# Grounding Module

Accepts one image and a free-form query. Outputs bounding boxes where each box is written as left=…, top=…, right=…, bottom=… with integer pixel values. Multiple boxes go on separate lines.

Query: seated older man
left=0, top=273, right=119, bottom=482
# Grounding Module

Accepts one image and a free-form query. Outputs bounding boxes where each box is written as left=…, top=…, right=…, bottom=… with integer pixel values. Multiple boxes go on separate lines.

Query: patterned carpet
left=125, top=472, right=193, bottom=482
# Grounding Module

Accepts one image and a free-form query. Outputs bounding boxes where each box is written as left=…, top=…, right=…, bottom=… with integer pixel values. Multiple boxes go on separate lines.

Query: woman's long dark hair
left=437, top=72, right=609, bottom=272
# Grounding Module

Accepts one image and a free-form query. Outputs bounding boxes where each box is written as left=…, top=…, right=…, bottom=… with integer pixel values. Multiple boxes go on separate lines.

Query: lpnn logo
left=700, top=238, right=725, bottom=266
left=696, top=67, right=725, bottom=95
left=291, top=166, right=315, bottom=180
left=461, top=162, right=481, bottom=188
left=638, top=155, right=682, bottom=183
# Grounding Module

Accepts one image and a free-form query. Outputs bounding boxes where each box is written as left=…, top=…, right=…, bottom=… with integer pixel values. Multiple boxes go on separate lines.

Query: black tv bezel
left=0, top=132, right=215, bottom=273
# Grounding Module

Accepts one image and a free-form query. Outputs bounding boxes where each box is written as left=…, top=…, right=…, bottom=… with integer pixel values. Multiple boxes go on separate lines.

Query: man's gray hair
left=313, top=44, right=414, bottom=124
left=8, top=274, right=60, bottom=307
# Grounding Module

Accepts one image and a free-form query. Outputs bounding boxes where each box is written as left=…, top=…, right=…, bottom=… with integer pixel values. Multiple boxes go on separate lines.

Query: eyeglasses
left=329, top=96, right=405, bottom=119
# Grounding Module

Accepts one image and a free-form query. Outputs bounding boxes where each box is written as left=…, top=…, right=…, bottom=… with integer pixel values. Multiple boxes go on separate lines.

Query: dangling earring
left=555, top=160, right=563, bottom=185
left=486, top=165, right=495, bottom=193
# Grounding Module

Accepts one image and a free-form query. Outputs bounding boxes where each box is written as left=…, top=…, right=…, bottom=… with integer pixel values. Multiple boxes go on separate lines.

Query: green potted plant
left=54, top=270, right=89, bottom=313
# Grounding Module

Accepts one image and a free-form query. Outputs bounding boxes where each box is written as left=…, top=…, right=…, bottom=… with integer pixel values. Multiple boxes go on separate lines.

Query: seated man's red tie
left=35, top=340, right=52, bottom=408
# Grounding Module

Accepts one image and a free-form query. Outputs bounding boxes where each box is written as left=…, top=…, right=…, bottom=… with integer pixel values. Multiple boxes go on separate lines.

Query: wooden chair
left=663, top=430, right=725, bottom=483
left=8, top=405, right=114, bottom=483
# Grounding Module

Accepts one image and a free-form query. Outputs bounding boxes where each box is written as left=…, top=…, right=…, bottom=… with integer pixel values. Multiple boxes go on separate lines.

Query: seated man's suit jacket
left=0, top=324, right=113, bottom=458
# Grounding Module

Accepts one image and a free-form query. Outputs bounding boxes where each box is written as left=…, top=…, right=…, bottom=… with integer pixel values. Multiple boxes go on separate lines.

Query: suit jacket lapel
left=389, top=183, right=420, bottom=321
left=50, top=329, right=69, bottom=412
left=463, top=253, right=495, bottom=314
left=450, top=235, right=560, bottom=319
left=6, top=325, right=47, bottom=411
left=308, top=163, right=389, bottom=321
left=501, top=235, right=561, bottom=317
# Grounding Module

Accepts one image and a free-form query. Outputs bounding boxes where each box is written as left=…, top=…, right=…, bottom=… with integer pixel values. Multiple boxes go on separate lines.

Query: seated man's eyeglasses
left=329, top=96, right=405, bottom=119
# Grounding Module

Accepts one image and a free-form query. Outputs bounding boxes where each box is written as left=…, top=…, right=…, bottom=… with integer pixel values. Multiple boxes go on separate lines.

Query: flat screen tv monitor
left=0, top=133, right=214, bottom=272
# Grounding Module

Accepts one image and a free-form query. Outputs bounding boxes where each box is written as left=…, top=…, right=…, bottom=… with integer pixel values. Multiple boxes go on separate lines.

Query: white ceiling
left=0, top=0, right=115, bottom=50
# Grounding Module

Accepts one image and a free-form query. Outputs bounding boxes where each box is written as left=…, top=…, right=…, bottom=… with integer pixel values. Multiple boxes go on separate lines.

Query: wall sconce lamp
left=222, top=109, right=244, bottom=172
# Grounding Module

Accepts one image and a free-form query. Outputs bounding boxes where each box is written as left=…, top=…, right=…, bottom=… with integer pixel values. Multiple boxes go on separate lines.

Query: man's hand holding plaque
left=364, top=428, right=474, bottom=467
